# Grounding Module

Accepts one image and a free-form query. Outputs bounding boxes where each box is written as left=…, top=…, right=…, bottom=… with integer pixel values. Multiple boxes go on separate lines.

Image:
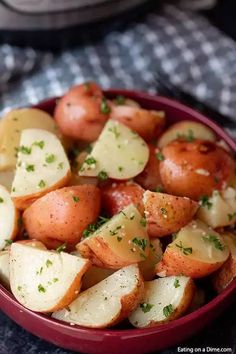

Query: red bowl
left=1, top=90, right=236, bottom=354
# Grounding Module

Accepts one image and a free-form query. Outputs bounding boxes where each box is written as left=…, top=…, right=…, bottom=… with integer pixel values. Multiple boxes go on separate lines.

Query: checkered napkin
left=0, top=2, right=235, bottom=138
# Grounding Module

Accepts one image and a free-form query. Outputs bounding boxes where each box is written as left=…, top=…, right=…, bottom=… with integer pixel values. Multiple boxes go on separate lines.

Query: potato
left=11, top=129, right=71, bottom=210
left=0, top=108, right=59, bottom=171
left=79, top=120, right=149, bottom=180
left=197, top=188, right=236, bottom=228
left=82, top=266, right=115, bottom=290
left=139, top=239, right=162, bottom=281
left=10, top=243, right=90, bottom=312
left=157, top=120, right=216, bottom=149
left=212, top=232, right=236, bottom=293
left=52, top=264, right=144, bottom=328
left=159, top=139, right=235, bottom=200
left=0, top=170, right=15, bottom=191
left=143, top=191, right=199, bottom=237
left=23, top=185, right=101, bottom=250
left=135, top=145, right=163, bottom=191
left=54, top=83, right=110, bottom=142
left=0, top=250, right=10, bottom=288
left=0, top=185, right=19, bottom=251
left=111, top=105, right=165, bottom=142
left=102, top=182, right=144, bottom=216
left=156, top=220, right=229, bottom=278
left=77, top=204, right=150, bottom=269
left=129, top=276, right=195, bottom=328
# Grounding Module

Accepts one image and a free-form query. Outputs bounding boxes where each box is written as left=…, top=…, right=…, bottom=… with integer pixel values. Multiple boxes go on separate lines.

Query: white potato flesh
left=0, top=250, right=10, bottom=288
left=0, top=170, right=15, bottom=191
left=0, top=109, right=59, bottom=171
left=197, top=188, right=236, bottom=228
left=173, top=220, right=229, bottom=264
left=79, top=120, right=149, bottom=180
left=11, top=129, right=70, bottom=199
left=0, top=185, right=18, bottom=251
left=139, top=239, right=163, bottom=281
left=157, top=120, right=216, bottom=148
left=78, top=204, right=150, bottom=265
left=129, top=276, right=193, bottom=328
left=53, top=264, right=142, bottom=328
left=10, top=243, right=90, bottom=312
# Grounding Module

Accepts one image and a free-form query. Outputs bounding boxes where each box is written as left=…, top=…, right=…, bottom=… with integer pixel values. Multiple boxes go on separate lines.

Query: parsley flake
left=174, top=278, right=180, bottom=288
left=140, top=303, right=154, bottom=313
left=38, top=284, right=46, bottom=293
left=101, top=97, right=111, bottom=114
left=0, top=197, right=4, bottom=203
left=26, top=164, right=35, bottom=172
left=163, top=304, right=174, bottom=318
left=45, top=154, right=56, bottom=163
left=199, top=195, right=212, bottom=209
left=228, top=212, right=236, bottom=222
left=132, top=237, right=147, bottom=251
left=98, top=170, right=108, bottom=181
left=56, top=243, right=67, bottom=253
left=33, top=140, right=45, bottom=149
left=72, top=196, right=79, bottom=203
left=17, top=145, right=31, bottom=155
left=84, top=157, right=97, bottom=165
left=38, top=180, right=46, bottom=188
left=5, top=239, right=13, bottom=246
left=140, top=217, right=147, bottom=227
left=202, top=234, right=225, bottom=251
left=156, top=152, right=165, bottom=161
left=175, top=241, right=192, bottom=255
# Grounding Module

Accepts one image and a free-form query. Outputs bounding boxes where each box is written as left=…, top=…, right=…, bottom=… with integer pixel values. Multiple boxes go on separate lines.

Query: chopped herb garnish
left=228, top=212, right=236, bottom=222
left=26, top=164, right=35, bottom=172
left=98, top=170, right=108, bottom=181
left=33, top=140, right=45, bottom=149
left=129, top=213, right=135, bottom=220
left=163, top=304, right=174, bottom=318
left=38, top=180, right=46, bottom=188
left=174, top=279, right=180, bottom=288
left=117, top=236, right=122, bottom=242
left=5, top=239, right=13, bottom=246
left=177, top=129, right=195, bottom=142
left=108, top=126, right=120, bottom=139
left=84, top=157, right=97, bottom=165
left=156, top=152, right=165, bottom=161
left=17, top=145, right=31, bottom=155
left=118, top=166, right=123, bottom=172
left=140, top=303, right=154, bottom=313
left=132, top=237, right=147, bottom=251
left=202, top=234, right=225, bottom=251
left=140, top=217, right=147, bottom=227
left=46, top=259, right=53, bottom=267
left=56, top=243, right=67, bottom=253
left=0, top=197, right=4, bottom=203
left=17, top=286, right=22, bottom=291
left=38, top=284, right=46, bottom=293
left=109, top=225, right=122, bottom=236
left=72, top=196, right=79, bottom=203
left=153, top=187, right=163, bottom=193
left=45, top=154, right=56, bottom=163
left=53, top=278, right=59, bottom=283
left=82, top=216, right=110, bottom=238
left=58, top=162, right=64, bottom=170
left=115, top=95, right=126, bottom=105
left=199, top=195, right=212, bottom=209
left=104, top=296, right=108, bottom=300
left=101, top=97, right=111, bottom=114
left=175, top=241, right=192, bottom=255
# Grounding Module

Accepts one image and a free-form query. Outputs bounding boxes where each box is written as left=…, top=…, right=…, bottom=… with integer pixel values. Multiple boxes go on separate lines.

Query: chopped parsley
left=53, top=278, right=59, bottom=283
left=98, top=170, right=108, bottom=181
left=115, top=95, right=126, bottom=105
left=132, top=237, right=147, bottom=251
left=177, top=129, right=195, bottom=142
left=58, top=162, right=64, bottom=170
left=174, top=278, right=180, bottom=288
left=38, top=180, right=46, bottom=188
left=45, top=154, right=56, bottom=163
left=228, top=212, right=236, bottom=222
left=140, top=217, right=147, bottom=227
left=100, top=97, right=111, bottom=114
left=5, top=239, right=13, bottom=246
left=82, top=216, right=110, bottom=238
left=56, top=243, right=67, bottom=253
left=109, top=225, right=122, bottom=236
left=156, top=152, right=165, bottom=161
left=17, top=286, right=22, bottom=291
left=17, top=145, right=31, bottom=155
left=46, top=259, right=53, bottom=267
left=118, top=166, right=123, bottom=172
left=199, top=195, right=212, bottom=209
left=153, top=187, right=163, bottom=193
left=202, top=234, right=225, bottom=251
left=163, top=304, right=174, bottom=318
left=175, top=241, right=192, bottom=255
left=84, top=157, right=97, bottom=165
left=0, top=197, right=4, bottom=203
left=26, top=164, right=35, bottom=172
left=38, top=284, right=46, bottom=293
left=140, top=303, right=154, bottom=313
left=108, top=126, right=120, bottom=139
left=117, top=236, right=122, bottom=242
left=33, top=140, right=45, bottom=149
left=72, top=196, right=80, bottom=203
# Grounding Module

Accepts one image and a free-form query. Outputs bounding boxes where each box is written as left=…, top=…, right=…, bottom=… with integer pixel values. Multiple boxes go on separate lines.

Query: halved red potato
left=212, top=232, right=236, bottom=293
left=139, top=239, right=162, bottom=281
left=0, top=250, right=10, bottom=288
left=135, top=145, right=163, bottom=191
left=143, top=191, right=199, bottom=237
left=156, top=220, right=229, bottom=278
left=111, top=105, right=165, bottom=142
left=157, top=121, right=216, bottom=149
left=54, top=83, right=110, bottom=142
left=197, top=187, right=236, bottom=228
left=0, top=185, right=19, bottom=251
left=79, top=120, right=149, bottom=180
left=77, top=204, right=150, bottom=269
left=159, top=139, right=235, bottom=200
left=52, top=264, right=144, bottom=328
left=102, top=182, right=144, bottom=216
left=10, top=243, right=90, bottom=313
left=82, top=267, right=115, bottom=290
left=11, top=129, right=71, bottom=210
left=23, top=185, right=101, bottom=250
left=129, top=276, right=195, bottom=328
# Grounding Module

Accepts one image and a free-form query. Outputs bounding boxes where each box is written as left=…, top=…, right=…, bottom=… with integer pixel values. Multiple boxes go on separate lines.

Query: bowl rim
left=1, top=89, right=236, bottom=338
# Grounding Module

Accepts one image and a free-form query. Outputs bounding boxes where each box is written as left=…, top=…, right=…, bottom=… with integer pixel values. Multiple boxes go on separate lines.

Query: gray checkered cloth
left=0, top=3, right=235, bottom=139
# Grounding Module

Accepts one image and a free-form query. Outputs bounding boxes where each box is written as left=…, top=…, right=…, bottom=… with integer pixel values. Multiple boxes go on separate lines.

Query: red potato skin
left=156, top=246, right=226, bottom=278
left=144, top=191, right=199, bottom=237
left=102, top=182, right=144, bottom=216
left=54, top=83, right=110, bottom=142
left=212, top=256, right=236, bottom=293
left=111, top=105, right=165, bottom=142
left=135, top=145, right=163, bottom=191
left=23, top=185, right=101, bottom=250
left=159, top=139, right=235, bottom=200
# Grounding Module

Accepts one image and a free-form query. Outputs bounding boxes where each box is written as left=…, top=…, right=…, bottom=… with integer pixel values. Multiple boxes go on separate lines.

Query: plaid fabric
left=0, top=3, right=235, bottom=138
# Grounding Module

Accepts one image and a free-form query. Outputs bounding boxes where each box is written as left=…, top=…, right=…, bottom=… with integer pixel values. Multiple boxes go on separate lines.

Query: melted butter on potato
left=79, top=120, right=149, bottom=180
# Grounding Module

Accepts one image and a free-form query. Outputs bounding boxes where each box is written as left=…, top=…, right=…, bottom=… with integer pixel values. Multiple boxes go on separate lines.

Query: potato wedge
left=82, top=267, right=115, bottom=290
left=0, top=185, right=19, bottom=251
left=10, top=243, right=90, bottom=312
left=102, top=182, right=144, bottom=216
left=143, top=191, right=199, bottom=237
left=77, top=204, right=150, bottom=269
left=212, top=232, right=236, bottom=293
left=23, top=185, right=101, bottom=250
left=129, top=276, right=195, bottom=328
left=156, top=220, right=229, bottom=278
left=139, top=239, right=162, bottom=281
left=0, top=250, right=10, bottom=288
left=197, top=188, right=236, bottom=228
left=0, top=170, right=15, bottom=191
left=11, top=129, right=71, bottom=210
left=0, top=109, right=59, bottom=171
left=157, top=120, right=216, bottom=149
left=79, top=120, right=149, bottom=180
left=52, top=264, right=144, bottom=328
